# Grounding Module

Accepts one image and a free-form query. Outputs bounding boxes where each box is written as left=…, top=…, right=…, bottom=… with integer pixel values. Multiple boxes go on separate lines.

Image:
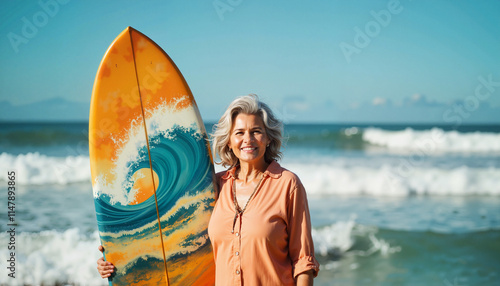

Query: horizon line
left=1, top=120, right=499, bottom=127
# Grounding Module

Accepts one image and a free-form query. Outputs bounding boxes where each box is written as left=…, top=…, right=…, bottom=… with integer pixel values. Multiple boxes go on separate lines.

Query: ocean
left=0, top=122, right=499, bottom=286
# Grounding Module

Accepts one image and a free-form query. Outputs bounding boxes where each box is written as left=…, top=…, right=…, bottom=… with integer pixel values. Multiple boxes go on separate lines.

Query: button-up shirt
left=208, top=161, right=319, bottom=285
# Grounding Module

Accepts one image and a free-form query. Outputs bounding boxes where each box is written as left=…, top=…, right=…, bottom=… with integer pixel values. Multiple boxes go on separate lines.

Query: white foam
left=363, top=128, right=500, bottom=153
left=312, top=218, right=401, bottom=258
left=4, top=152, right=498, bottom=197
left=312, top=218, right=356, bottom=256
left=0, top=222, right=398, bottom=285
left=287, top=162, right=500, bottom=196
left=0, top=229, right=106, bottom=286
left=0, top=152, right=90, bottom=186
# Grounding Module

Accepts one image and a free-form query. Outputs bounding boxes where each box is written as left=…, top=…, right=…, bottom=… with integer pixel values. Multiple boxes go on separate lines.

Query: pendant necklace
left=231, top=174, right=264, bottom=233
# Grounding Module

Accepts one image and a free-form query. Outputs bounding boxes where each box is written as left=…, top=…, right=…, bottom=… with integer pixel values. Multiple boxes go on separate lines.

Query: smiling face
left=228, top=113, right=271, bottom=167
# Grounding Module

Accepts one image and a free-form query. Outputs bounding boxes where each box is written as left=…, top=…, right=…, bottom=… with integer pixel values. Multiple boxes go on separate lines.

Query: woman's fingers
left=97, top=254, right=115, bottom=278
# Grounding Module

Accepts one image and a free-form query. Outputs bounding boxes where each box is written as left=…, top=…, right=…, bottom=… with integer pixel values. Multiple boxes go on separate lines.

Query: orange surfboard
left=89, top=27, right=215, bottom=285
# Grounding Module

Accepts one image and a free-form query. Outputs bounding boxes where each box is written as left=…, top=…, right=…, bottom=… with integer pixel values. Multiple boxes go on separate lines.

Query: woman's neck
left=236, top=160, right=269, bottom=184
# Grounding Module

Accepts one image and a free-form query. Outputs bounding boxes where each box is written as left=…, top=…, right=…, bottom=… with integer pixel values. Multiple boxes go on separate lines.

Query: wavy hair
left=211, top=94, right=283, bottom=168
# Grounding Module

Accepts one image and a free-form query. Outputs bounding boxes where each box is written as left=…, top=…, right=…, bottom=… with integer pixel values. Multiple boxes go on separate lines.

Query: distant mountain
left=0, top=97, right=89, bottom=121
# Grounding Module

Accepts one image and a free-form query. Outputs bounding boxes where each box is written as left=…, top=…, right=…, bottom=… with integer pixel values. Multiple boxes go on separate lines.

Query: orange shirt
left=208, top=161, right=319, bottom=285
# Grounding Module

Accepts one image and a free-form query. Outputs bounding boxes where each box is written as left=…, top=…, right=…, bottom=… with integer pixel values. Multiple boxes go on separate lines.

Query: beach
left=1, top=122, right=499, bottom=285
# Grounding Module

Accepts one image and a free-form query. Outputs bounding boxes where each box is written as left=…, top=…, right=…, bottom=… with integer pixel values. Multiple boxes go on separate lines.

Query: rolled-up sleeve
left=287, top=179, right=320, bottom=278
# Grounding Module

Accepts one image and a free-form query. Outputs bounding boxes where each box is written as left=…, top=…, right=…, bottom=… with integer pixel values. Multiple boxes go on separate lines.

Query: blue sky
left=1, top=0, right=499, bottom=123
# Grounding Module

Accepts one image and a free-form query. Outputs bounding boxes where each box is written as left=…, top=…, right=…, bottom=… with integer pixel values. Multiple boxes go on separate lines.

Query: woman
left=97, top=94, right=319, bottom=285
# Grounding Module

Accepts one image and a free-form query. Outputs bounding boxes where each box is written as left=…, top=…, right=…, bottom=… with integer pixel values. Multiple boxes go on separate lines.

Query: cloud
left=372, top=97, right=387, bottom=106
left=403, top=93, right=441, bottom=107
left=282, top=95, right=311, bottom=112
left=370, top=94, right=441, bottom=108
left=333, top=93, right=500, bottom=124
left=273, top=95, right=340, bottom=123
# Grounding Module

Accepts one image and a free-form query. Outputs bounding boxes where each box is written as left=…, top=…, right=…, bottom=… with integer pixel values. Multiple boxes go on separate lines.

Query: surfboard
left=89, top=26, right=216, bottom=285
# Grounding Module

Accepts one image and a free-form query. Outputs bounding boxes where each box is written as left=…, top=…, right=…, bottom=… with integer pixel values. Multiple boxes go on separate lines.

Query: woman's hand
left=97, top=245, right=115, bottom=278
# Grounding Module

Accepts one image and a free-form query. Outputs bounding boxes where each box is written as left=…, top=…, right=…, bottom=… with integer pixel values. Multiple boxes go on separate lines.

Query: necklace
left=231, top=174, right=264, bottom=233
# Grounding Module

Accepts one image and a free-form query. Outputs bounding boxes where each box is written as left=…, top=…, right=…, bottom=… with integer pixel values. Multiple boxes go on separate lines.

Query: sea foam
left=0, top=229, right=106, bottom=286
left=287, top=162, right=500, bottom=196
left=0, top=152, right=90, bottom=185
left=312, top=218, right=401, bottom=259
left=363, top=127, right=500, bottom=153
left=2, top=152, right=499, bottom=196
left=0, top=221, right=396, bottom=285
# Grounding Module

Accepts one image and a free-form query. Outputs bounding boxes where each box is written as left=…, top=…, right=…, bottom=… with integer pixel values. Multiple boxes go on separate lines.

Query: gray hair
left=211, top=94, right=283, bottom=167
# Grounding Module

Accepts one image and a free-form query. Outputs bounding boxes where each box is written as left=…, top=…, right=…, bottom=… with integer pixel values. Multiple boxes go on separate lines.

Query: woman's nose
left=243, top=131, right=253, bottom=142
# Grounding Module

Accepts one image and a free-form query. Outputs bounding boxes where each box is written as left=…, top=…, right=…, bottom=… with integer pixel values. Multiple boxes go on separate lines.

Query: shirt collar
left=221, top=165, right=238, bottom=180
left=222, top=160, right=283, bottom=180
left=264, top=160, right=282, bottom=179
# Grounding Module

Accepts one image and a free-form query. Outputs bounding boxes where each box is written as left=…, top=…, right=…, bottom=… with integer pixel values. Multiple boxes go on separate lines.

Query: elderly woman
left=208, top=94, right=318, bottom=285
left=97, top=94, right=319, bottom=285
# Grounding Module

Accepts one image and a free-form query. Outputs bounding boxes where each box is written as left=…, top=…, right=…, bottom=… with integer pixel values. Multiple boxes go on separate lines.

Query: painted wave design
left=150, top=126, right=214, bottom=222
left=93, top=126, right=215, bottom=284
left=94, top=126, right=213, bottom=231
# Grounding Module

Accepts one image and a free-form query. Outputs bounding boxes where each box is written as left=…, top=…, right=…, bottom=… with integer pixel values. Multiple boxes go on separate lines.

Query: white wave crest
left=312, top=218, right=401, bottom=259
left=0, top=223, right=397, bottom=285
left=0, top=229, right=106, bottom=286
left=4, top=153, right=499, bottom=196
left=289, top=163, right=500, bottom=196
left=363, top=128, right=500, bottom=153
left=0, top=152, right=90, bottom=185
left=312, top=219, right=356, bottom=256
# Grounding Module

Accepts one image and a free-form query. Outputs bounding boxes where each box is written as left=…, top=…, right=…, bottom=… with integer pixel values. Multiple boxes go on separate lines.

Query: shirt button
left=235, top=232, right=239, bottom=236
left=236, top=270, right=240, bottom=275
left=235, top=251, right=239, bottom=256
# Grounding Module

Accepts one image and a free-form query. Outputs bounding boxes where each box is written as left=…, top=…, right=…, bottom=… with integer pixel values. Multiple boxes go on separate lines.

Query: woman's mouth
left=241, top=147, right=257, bottom=152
